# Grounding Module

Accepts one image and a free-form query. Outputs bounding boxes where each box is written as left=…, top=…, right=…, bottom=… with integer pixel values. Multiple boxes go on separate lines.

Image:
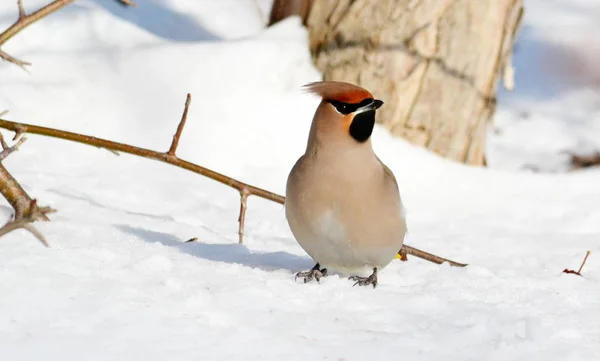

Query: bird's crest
left=303, top=81, right=374, bottom=104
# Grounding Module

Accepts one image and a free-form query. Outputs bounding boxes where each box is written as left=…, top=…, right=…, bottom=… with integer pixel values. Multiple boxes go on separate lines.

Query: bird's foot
left=349, top=267, right=378, bottom=289
left=295, top=263, right=328, bottom=284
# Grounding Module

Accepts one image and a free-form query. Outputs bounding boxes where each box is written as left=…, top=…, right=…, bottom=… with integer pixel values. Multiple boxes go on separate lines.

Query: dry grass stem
left=0, top=95, right=467, bottom=267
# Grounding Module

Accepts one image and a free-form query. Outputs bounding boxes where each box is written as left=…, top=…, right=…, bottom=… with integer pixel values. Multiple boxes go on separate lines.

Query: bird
left=284, top=80, right=407, bottom=288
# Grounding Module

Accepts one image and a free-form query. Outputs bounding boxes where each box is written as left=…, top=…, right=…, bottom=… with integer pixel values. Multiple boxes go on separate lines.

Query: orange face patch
left=341, top=113, right=354, bottom=133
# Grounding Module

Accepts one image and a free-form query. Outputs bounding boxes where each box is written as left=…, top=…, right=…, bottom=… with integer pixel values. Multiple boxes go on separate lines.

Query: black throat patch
left=349, top=110, right=376, bottom=143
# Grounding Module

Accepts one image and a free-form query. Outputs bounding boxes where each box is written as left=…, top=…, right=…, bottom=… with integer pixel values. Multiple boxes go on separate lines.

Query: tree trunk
left=307, top=0, right=523, bottom=165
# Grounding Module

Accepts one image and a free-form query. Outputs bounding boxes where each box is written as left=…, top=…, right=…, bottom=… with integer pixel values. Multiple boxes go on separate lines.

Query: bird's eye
left=330, top=100, right=351, bottom=115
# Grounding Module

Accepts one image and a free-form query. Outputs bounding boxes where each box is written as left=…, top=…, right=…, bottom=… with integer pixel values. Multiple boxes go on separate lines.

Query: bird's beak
left=356, top=99, right=384, bottom=113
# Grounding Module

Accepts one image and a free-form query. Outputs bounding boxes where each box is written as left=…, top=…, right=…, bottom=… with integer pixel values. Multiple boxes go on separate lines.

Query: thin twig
left=0, top=199, right=55, bottom=246
left=238, top=188, right=249, bottom=244
left=0, top=0, right=77, bottom=69
left=17, top=0, right=26, bottom=20
left=577, top=250, right=591, bottom=274
left=0, top=49, right=31, bottom=71
left=0, top=217, right=47, bottom=246
left=0, top=135, right=26, bottom=161
left=0, top=98, right=467, bottom=267
left=167, top=93, right=191, bottom=156
left=0, top=131, right=27, bottom=161
left=562, top=250, right=592, bottom=276
left=0, top=132, right=9, bottom=150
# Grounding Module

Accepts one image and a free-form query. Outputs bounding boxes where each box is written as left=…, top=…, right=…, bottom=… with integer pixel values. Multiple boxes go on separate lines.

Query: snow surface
left=0, top=0, right=599, bottom=360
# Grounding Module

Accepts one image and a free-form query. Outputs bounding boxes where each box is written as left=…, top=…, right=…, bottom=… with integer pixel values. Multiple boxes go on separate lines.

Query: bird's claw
left=349, top=268, right=378, bottom=288
left=295, top=268, right=327, bottom=284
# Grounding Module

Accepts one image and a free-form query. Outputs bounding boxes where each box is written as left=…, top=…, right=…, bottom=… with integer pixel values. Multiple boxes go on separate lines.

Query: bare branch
left=0, top=115, right=286, bottom=205
left=167, top=93, right=191, bottom=156
left=0, top=199, right=55, bottom=246
left=0, top=97, right=467, bottom=267
left=0, top=0, right=77, bottom=69
left=0, top=130, right=53, bottom=247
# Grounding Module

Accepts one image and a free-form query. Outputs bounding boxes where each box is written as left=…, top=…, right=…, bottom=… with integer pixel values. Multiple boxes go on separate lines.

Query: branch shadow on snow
left=46, top=188, right=175, bottom=222
left=91, top=0, right=220, bottom=42
left=115, top=224, right=313, bottom=273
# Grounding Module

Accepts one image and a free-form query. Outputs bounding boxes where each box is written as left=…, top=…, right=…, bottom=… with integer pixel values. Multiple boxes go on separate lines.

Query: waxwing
left=285, top=80, right=407, bottom=288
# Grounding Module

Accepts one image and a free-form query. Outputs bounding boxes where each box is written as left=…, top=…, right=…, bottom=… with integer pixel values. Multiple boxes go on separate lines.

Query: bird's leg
left=295, top=263, right=328, bottom=284
left=348, top=267, right=378, bottom=288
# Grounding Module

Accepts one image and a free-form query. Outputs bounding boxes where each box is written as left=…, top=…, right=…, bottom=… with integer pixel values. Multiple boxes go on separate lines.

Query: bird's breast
left=311, top=206, right=349, bottom=244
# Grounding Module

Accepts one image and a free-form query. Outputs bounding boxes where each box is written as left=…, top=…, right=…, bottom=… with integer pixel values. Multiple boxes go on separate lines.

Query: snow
left=0, top=0, right=599, bottom=360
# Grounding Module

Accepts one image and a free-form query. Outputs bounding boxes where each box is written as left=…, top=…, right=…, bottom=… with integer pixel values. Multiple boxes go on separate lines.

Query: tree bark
left=307, top=0, right=523, bottom=165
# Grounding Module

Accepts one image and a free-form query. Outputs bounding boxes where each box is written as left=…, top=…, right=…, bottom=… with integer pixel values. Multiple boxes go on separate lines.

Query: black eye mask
left=328, top=98, right=374, bottom=115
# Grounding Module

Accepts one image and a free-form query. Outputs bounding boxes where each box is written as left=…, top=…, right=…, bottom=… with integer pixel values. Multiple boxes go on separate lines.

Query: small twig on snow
left=569, top=151, right=600, bottom=170
left=563, top=250, right=592, bottom=276
left=0, top=0, right=77, bottom=70
left=116, top=0, right=137, bottom=6
left=0, top=96, right=467, bottom=267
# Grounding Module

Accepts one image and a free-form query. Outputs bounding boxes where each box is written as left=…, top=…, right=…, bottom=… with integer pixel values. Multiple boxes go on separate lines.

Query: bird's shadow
left=115, top=224, right=313, bottom=273
left=90, top=0, right=220, bottom=42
